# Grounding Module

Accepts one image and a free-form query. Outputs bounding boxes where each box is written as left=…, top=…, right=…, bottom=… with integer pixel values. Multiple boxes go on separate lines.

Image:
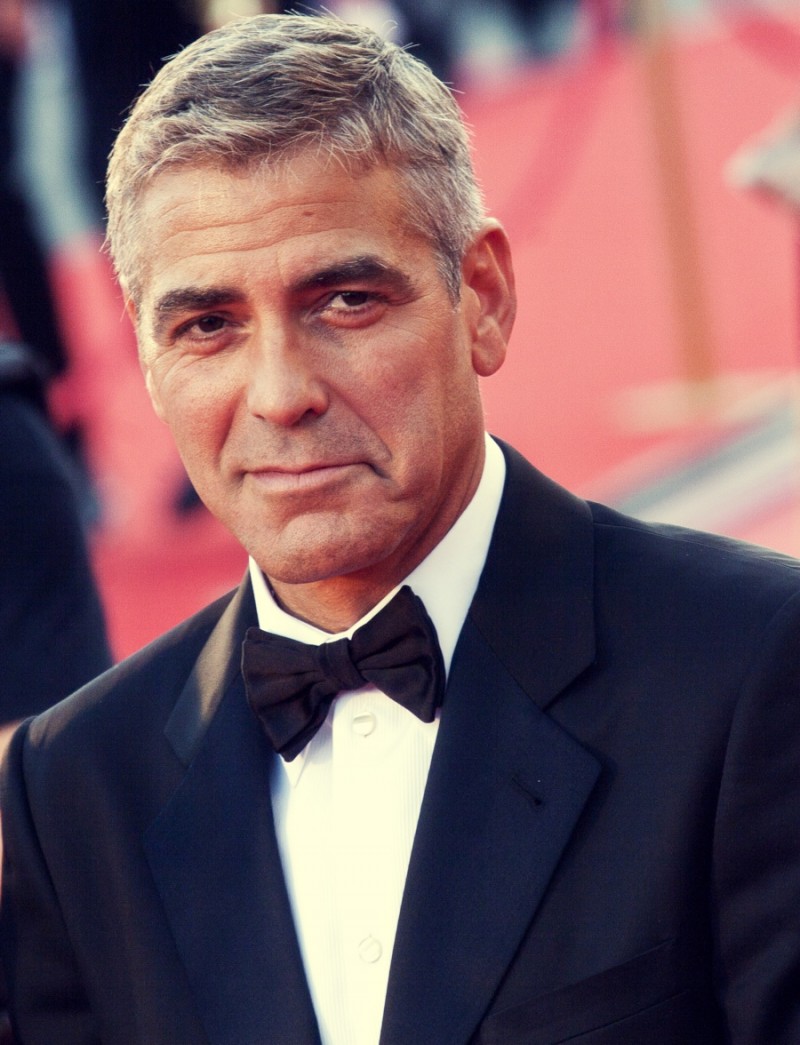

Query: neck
left=268, top=574, right=397, bottom=634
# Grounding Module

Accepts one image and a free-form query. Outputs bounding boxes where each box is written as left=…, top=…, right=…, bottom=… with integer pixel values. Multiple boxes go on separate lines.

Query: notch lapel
left=381, top=444, right=602, bottom=1044
left=144, top=580, right=321, bottom=1045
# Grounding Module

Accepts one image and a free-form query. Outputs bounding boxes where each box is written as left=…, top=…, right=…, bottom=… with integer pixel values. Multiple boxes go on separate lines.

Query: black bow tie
left=242, top=585, right=445, bottom=761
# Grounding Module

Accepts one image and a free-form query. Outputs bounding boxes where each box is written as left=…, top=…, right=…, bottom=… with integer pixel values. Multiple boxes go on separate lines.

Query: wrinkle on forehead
left=143, top=180, right=404, bottom=269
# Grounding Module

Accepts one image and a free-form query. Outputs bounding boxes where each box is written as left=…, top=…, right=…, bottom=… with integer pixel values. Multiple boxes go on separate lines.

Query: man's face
left=134, top=153, right=513, bottom=615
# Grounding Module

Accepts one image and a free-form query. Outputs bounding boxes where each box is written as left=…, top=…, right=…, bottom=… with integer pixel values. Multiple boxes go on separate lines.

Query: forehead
left=132, top=155, right=424, bottom=305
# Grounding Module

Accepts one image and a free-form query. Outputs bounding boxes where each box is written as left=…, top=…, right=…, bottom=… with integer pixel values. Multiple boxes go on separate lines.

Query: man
left=1, top=14, right=799, bottom=1044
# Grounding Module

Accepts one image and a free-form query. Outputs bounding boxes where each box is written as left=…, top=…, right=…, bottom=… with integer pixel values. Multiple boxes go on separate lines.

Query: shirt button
left=352, top=711, right=377, bottom=737
left=358, top=936, right=383, bottom=964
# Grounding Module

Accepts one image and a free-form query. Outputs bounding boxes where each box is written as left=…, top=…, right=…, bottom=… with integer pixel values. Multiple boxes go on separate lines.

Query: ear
left=126, top=296, right=167, bottom=422
left=461, top=220, right=516, bottom=378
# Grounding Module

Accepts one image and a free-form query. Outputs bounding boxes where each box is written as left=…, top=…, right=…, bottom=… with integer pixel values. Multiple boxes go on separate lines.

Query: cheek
left=155, top=366, right=238, bottom=465
left=375, top=346, right=477, bottom=447
left=350, top=332, right=455, bottom=429
left=353, top=379, right=437, bottom=467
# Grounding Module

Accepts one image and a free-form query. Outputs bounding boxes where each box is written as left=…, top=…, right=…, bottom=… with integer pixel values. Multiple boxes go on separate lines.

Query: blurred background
left=2, top=0, right=799, bottom=661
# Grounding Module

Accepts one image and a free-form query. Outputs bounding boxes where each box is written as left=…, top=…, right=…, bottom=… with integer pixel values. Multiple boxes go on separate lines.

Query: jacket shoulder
left=589, top=499, right=800, bottom=594
left=24, top=585, right=243, bottom=750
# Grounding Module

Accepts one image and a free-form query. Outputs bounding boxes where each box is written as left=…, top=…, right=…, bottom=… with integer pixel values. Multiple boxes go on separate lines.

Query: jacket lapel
left=144, top=580, right=321, bottom=1045
left=381, top=443, right=602, bottom=1044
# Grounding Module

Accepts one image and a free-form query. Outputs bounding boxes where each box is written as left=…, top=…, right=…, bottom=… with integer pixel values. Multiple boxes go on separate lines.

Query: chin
left=242, top=502, right=419, bottom=582
left=252, top=533, right=402, bottom=587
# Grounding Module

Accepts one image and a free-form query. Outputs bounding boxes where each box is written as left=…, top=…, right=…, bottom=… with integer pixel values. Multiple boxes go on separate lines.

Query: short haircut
left=105, top=13, right=486, bottom=304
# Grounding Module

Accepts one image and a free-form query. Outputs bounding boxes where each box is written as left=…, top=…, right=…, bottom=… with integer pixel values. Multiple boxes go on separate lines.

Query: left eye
left=333, top=291, right=371, bottom=308
left=316, top=289, right=387, bottom=326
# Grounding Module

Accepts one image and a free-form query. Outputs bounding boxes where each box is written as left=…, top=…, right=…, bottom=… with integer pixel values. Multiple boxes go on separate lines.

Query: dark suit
left=2, top=442, right=799, bottom=1043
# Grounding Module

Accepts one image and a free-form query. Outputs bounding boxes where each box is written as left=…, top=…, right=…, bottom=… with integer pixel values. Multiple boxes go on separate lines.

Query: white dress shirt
left=249, top=434, right=506, bottom=1045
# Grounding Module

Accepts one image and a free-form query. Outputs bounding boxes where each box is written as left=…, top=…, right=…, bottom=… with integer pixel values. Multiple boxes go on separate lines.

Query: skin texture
left=132, top=153, right=516, bottom=631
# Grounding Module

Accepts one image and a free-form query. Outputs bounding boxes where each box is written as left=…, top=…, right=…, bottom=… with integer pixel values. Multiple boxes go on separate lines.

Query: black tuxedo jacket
left=3, top=443, right=800, bottom=1044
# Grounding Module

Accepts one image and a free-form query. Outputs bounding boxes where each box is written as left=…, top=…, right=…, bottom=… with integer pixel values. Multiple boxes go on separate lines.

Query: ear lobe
left=462, top=220, right=516, bottom=378
left=126, top=296, right=167, bottom=422
left=125, top=294, right=166, bottom=420
left=144, top=367, right=167, bottom=422
left=124, top=297, right=146, bottom=374
left=124, top=295, right=137, bottom=329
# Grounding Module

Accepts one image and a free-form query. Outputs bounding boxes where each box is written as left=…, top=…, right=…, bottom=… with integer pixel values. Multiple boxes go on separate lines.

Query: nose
left=245, top=324, right=328, bottom=427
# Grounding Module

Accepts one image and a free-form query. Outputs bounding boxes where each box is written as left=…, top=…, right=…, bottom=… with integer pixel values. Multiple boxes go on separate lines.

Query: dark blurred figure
left=0, top=337, right=112, bottom=733
left=509, top=0, right=580, bottom=58
left=65, top=0, right=203, bottom=206
left=391, top=0, right=455, bottom=81
left=0, top=0, right=68, bottom=381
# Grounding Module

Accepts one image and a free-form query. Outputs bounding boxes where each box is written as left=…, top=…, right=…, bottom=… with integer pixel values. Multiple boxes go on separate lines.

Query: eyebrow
left=150, top=255, right=416, bottom=341
left=291, top=255, right=416, bottom=298
left=152, top=286, right=243, bottom=341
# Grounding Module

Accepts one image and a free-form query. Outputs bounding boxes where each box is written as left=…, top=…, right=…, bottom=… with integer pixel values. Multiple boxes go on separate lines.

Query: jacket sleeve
left=713, top=588, right=800, bottom=1042
left=1, top=722, right=100, bottom=1044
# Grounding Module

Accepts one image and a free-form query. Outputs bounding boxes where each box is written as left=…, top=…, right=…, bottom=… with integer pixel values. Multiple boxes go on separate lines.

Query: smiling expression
left=133, top=153, right=514, bottom=625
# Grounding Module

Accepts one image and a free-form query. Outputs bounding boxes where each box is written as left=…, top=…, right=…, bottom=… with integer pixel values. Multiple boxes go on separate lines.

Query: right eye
left=187, top=314, right=228, bottom=336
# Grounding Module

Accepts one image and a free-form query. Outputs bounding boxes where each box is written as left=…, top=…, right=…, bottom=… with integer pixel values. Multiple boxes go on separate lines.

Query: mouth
left=245, top=462, right=363, bottom=494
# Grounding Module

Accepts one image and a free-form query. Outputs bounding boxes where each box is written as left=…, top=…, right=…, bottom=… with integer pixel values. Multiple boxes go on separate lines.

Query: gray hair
left=105, top=13, right=485, bottom=303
